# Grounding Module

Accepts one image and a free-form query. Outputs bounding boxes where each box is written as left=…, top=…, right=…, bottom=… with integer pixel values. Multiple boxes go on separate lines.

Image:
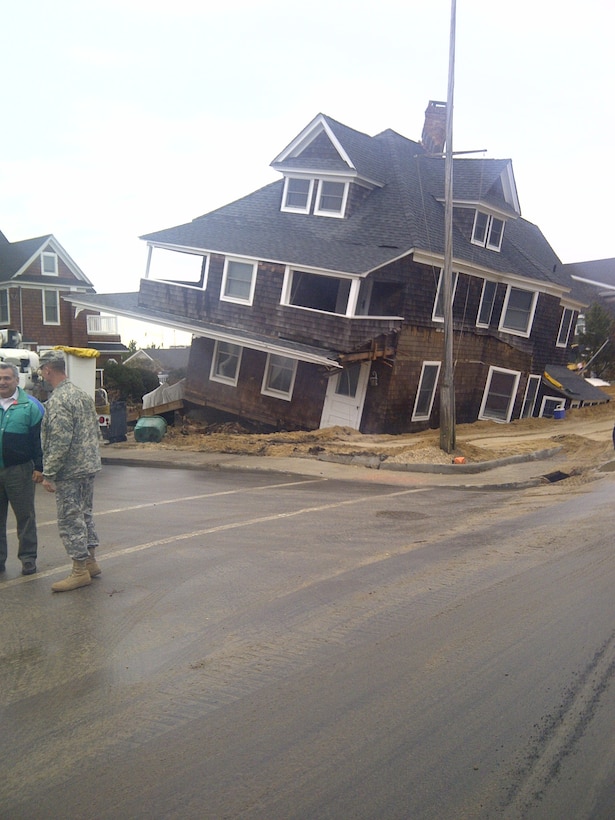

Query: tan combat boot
left=86, top=548, right=101, bottom=578
left=51, top=560, right=92, bottom=592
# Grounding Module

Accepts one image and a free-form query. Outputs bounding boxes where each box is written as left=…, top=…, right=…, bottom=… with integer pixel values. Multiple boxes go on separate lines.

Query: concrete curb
left=314, top=446, right=563, bottom=474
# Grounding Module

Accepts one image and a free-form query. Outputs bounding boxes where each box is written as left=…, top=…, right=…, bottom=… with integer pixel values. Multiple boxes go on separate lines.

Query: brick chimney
left=421, top=100, right=447, bottom=155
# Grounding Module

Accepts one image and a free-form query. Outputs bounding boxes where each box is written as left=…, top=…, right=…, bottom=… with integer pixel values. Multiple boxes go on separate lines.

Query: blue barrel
left=552, top=408, right=565, bottom=420
left=134, top=416, right=168, bottom=443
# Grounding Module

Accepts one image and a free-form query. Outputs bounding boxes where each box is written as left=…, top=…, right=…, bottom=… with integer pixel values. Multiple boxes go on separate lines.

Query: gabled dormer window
left=314, top=180, right=348, bottom=218
left=281, top=177, right=314, bottom=213
left=472, top=211, right=504, bottom=251
left=280, top=176, right=350, bottom=218
left=41, top=252, right=58, bottom=276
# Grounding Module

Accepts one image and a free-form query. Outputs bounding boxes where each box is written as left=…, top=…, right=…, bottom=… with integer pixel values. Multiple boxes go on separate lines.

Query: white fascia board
left=12, top=240, right=49, bottom=279
left=64, top=295, right=341, bottom=368
left=46, top=236, right=93, bottom=284
left=271, top=114, right=355, bottom=170
left=12, top=236, right=93, bottom=285
left=501, top=162, right=521, bottom=214
left=570, top=274, right=615, bottom=291
left=412, top=250, right=569, bottom=298
left=439, top=199, right=518, bottom=220
left=278, top=167, right=383, bottom=189
left=145, top=240, right=210, bottom=255
left=148, top=241, right=365, bottom=280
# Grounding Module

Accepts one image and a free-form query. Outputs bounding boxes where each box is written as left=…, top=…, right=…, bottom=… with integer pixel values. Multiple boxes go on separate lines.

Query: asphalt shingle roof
left=141, top=114, right=567, bottom=291
left=545, top=364, right=611, bottom=402
left=0, top=235, right=52, bottom=282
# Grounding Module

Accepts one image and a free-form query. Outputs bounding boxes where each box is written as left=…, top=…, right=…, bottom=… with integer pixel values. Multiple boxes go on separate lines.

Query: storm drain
left=541, top=470, right=570, bottom=483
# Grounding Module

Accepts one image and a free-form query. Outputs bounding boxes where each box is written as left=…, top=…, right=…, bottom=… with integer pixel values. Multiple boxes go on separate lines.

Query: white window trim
left=521, top=374, right=541, bottom=419
left=87, top=314, right=118, bottom=335
left=220, top=257, right=257, bottom=306
left=210, top=340, right=243, bottom=387
left=471, top=211, right=505, bottom=252
left=412, top=361, right=441, bottom=421
left=486, top=217, right=504, bottom=251
left=539, top=395, right=565, bottom=418
left=0, top=289, right=10, bottom=325
left=281, top=176, right=314, bottom=214
left=281, top=267, right=361, bottom=317
left=42, top=290, right=61, bottom=325
left=479, top=366, right=520, bottom=423
left=261, top=353, right=297, bottom=401
left=499, top=286, right=538, bottom=338
left=476, top=279, right=497, bottom=327
left=41, top=251, right=59, bottom=276
left=314, top=179, right=349, bottom=218
left=556, top=307, right=575, bottom=348
left=432, top=270, right=458, bottom=322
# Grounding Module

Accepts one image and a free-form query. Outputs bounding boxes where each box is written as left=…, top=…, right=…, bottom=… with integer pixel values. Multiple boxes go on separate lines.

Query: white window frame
left=314, top=179, right=349, bottom=218
left=281, top=267, right=360, bottom=316
left=41, top=252, right=59, bottom=276
left=42, top=290, right=60, bottom=325
left=0, top=289, right=9, bottom=325
left=499, top=285, right=538, bottom=337
left=539, top=395, right=565, bottom=418
left=87, top=315, right=118, bottom=335
left=479, top=366, right=520, bottom=423
left=432, top=270, right=459, bottom=322
left=412, top=361, right=441, bottom=421
left=557, top=307, right=575, bottom=348
left=220, top=257, right=257, bottom=306
left=261, top=353, right=297, bottom=401
left=477, top=279, right=497, bottom=327
left=281, top=177, right=314, bottom=214
left=520, top=374, right=541, bottom=418
left=210, top=341, right=243, bottom=386
left=471, top=211, right=505, bottom=251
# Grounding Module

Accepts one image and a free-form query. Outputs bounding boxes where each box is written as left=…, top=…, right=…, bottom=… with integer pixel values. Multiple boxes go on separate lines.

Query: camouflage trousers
left=54, top=474, right=99, bottom=561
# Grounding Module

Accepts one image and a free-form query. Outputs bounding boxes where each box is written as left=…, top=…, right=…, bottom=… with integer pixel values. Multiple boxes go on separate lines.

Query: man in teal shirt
left=0, top=362, right=44, bottom=575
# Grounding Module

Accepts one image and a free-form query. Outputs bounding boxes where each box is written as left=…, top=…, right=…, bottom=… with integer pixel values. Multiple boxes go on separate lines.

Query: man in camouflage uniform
left=39, top=349, right=102, bottom=592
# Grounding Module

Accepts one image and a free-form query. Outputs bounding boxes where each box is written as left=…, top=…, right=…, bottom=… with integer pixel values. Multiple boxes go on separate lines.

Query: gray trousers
left=0, top=460, right=37, bottom=565
left=55, top=474, right=99, bottom=561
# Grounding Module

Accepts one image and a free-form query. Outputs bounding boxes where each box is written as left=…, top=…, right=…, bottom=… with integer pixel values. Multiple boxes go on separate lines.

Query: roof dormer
left=271, top=114, right=384, bottom=219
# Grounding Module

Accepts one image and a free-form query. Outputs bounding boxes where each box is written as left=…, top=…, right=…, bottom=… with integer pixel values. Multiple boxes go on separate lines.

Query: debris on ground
left=109, top=391, right=615, bottom=476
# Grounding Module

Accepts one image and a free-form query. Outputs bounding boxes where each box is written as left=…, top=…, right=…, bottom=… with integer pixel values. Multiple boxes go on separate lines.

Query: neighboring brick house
left=0, top=230, right=127, bottom=362
left=64, top=104, right=608, bottom=433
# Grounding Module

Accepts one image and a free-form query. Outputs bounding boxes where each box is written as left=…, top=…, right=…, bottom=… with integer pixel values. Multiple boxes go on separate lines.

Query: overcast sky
left=1, top=0, right=613, bottom=345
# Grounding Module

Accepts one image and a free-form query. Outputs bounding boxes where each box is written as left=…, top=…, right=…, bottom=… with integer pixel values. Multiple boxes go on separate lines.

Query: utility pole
left=439, top=0, right=456, bottom=453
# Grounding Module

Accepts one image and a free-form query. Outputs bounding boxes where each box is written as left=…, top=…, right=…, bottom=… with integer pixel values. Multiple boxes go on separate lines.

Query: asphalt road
left=1, top=464, right=614, bottom=819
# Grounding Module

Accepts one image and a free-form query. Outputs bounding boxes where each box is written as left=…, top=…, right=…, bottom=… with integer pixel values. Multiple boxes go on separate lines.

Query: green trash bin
left=134, top=416, right=168, bottom=443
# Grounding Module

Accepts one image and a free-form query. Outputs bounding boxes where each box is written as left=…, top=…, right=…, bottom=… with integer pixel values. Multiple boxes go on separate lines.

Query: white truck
left=0, top=329, right=41, bottom=392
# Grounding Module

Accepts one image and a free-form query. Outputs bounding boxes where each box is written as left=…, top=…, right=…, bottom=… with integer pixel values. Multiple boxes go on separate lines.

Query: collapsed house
left=66, top=103, right=608, bottom=432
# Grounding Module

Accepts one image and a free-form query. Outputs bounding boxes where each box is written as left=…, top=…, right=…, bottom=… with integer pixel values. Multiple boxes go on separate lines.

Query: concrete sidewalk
left=100, top=444, right=581, bottom=491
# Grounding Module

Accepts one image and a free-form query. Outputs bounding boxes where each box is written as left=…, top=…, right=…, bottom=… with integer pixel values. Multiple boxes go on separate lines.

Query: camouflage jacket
left=41, top=379, right=101, bottom=481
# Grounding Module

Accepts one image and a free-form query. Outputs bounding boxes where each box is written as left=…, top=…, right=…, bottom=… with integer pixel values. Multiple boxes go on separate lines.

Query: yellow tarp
left=51, top=345, right=100, bottom=359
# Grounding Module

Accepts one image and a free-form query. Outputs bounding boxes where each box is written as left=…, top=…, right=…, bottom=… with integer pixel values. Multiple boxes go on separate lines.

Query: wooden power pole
left=439, top=0, right=457, bottom=454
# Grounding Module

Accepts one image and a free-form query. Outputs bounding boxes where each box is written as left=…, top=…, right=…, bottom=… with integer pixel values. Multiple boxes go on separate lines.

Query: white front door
left=319, top=362, right=370, bottom=430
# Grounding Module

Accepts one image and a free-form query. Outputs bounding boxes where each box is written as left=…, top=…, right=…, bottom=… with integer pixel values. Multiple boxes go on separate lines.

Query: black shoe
left=0, top=563, right=5, bottom=573
left=21, top=560, right=37, bottom=575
